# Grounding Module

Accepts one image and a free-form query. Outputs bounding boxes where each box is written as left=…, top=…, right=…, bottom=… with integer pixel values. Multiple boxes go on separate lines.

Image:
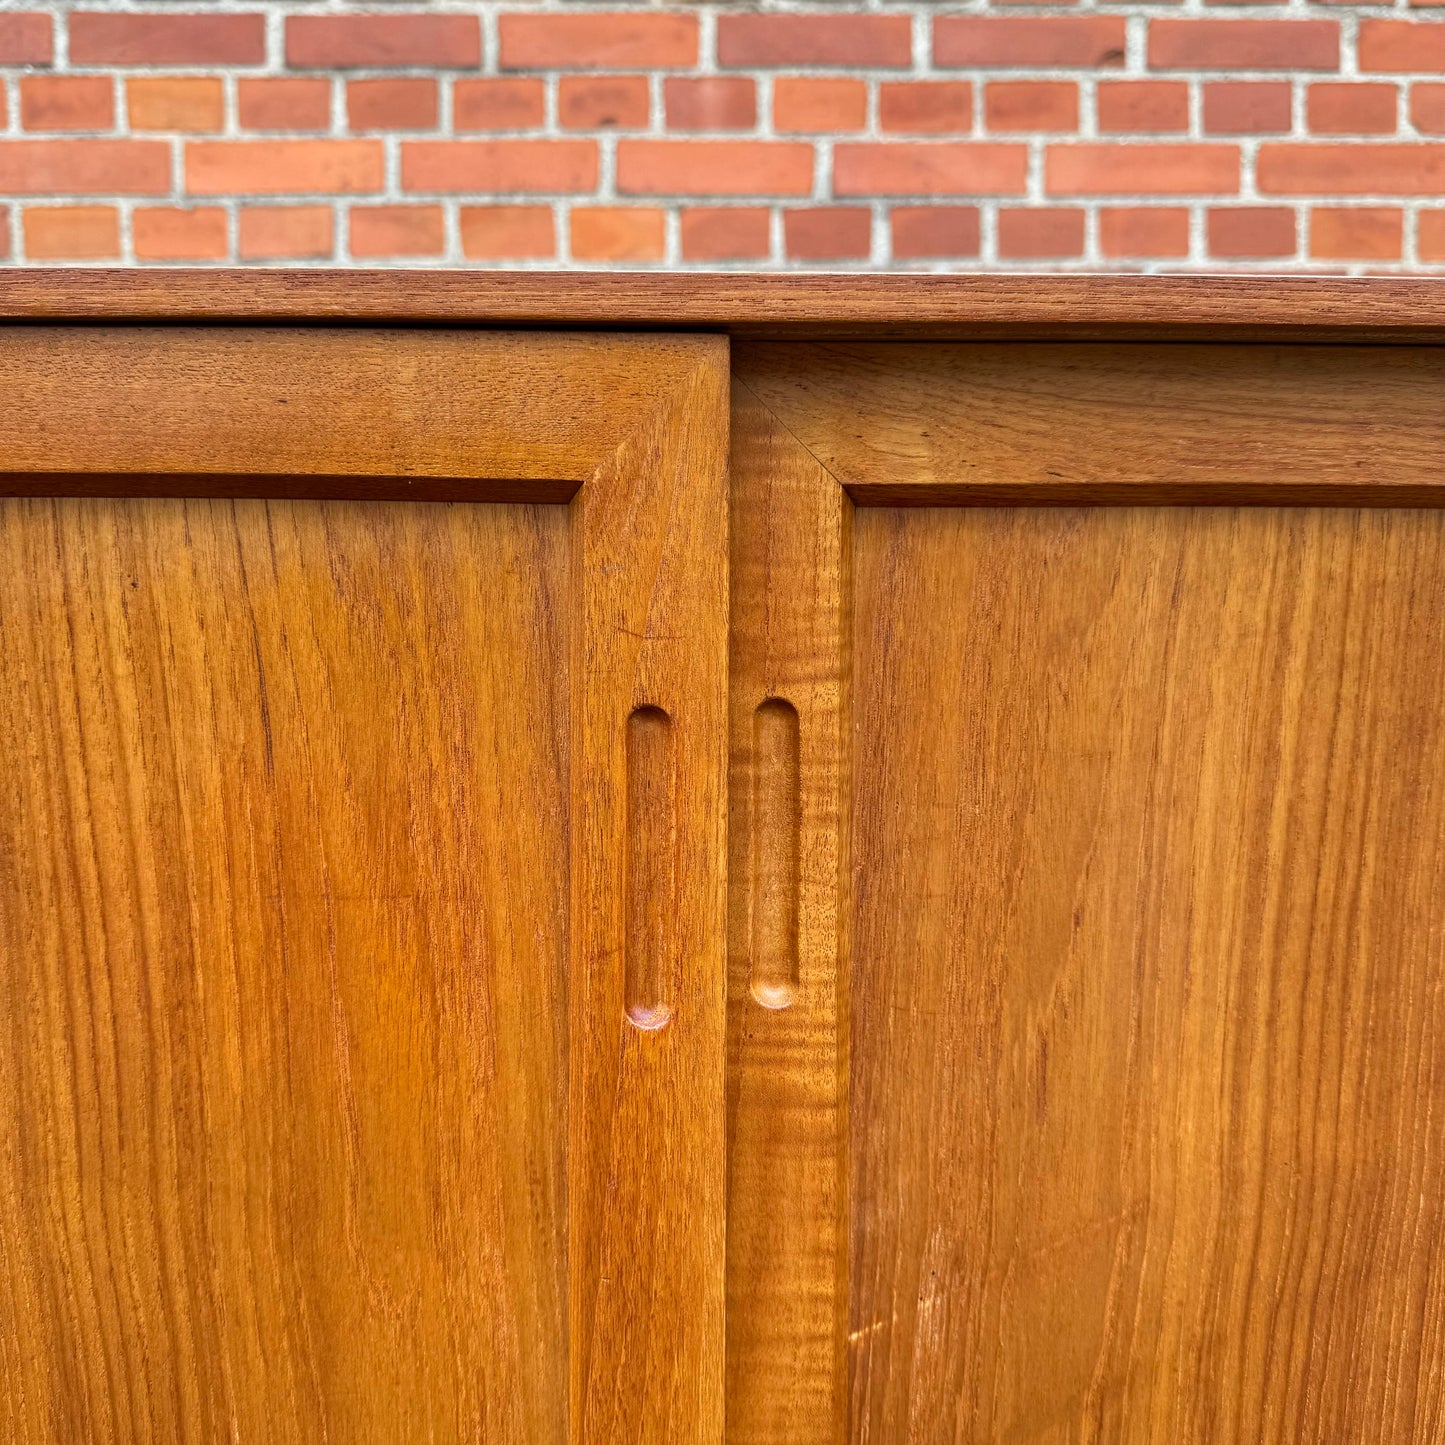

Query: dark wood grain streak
left=850, top=506, right=1445, bottom=1444
left=4, top=271, right=1445, bottom=342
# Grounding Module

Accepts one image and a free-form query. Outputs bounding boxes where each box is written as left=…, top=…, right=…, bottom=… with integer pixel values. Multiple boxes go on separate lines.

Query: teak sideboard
left=2, top=274, right=1443, bottom=1445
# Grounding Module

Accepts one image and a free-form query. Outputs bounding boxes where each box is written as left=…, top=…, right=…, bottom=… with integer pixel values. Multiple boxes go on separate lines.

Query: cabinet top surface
left=3, top=269, right=1445, bottom=341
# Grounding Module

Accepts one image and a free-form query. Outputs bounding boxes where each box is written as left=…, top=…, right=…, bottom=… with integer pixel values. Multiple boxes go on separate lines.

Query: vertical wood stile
left=570, top=337, right=731, bottom=1445
left=726, top=373, right=851, bottom=1445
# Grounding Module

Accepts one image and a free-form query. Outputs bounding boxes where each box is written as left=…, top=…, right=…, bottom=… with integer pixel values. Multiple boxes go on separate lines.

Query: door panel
left=850, top=505, right=1445, bottom=1442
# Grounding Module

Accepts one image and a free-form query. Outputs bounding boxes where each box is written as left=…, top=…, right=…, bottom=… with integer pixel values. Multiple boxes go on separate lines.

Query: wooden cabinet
left=2, top=275, right=1443, bottom=1445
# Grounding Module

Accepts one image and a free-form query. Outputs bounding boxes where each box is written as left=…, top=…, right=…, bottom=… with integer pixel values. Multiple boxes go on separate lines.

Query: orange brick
left=287, top=15, right=480, bottom=68
left=998, top=206, right=1084, bottom=259
left=1149, top=19, right=1339, bottom=70
left=0, top=13, right=53, bottom=65
left=1207, top=206, right=1296, bottom=259
left=238, top=78, right=331, bottom=132
left=1258, top=144, right=1445, bottom=195
left=188, top=140, right=382, bottom=196
left=1412, top=84, right=1445, bottom=134
left=559, top=76, right=650, bottom=130
left=834, top=143, right=1027, bottom=197
left=0, top=206, right=9, bottom=260
left=1306, top=82, right=1397, bottom=135
left=1310, top=206, right=1402, bottom=260
left=1097, top=81, right=1189, bottom=134
left=1419, top=209, right=1445, bottom=261
left=680, top=206, right=770, bottom=261
left=460, top=204, right=555, bottom=260
left=454, top=79, right=544, bottom=132
left=879, top=82, right=974, bottom=135
left=1047, top=143, right=1239, bottom=196
left=134, top=206, right=228, bottom=261
left=348, top=78, right=437, bottom=132
left=785, top=206, right=871, bottom=260
left=935, top=17, right=1126, bottom=67
left=985, top=81, right=1078, bottom=133
left=0, top=140, right=169, bottom=195
left=70, top=13, right=264, bottom=65
left=499, top=13, right=696, bottom=69
left=1203, top=82, right=1291, bottom=135
left=404, top=140, right=597, bottom=194
left=666, top=78, right=756, bottom=132
left=350, top=204, right=445, bottom=258
left=773, top=78, right=866, bottom=134
left=128, top=77, right=224, bottom=133
left=718, top=14, right=912, bottom=67
left=238, top=204, right=333, bottom=259
left=1099, top=206, right=1190, bottom=258
left=21, top=76, right=113, bottom=132
left=890, top=205, right=981, bottom=259
left=618, top=140, right=813, bottom=197
left=24, top=204, right=119, bottom=260
left=1360, top=20, right=1445, bottom=73
left=570, top=205, right=666, bottom=261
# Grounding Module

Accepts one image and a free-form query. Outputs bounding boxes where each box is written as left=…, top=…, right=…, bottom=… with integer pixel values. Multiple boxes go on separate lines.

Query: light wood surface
left=850, top=505, right=1445, bottom=1443
left=727, top=381, right=851, bottom=1445
left=0, top=497, right=570, bottom=1443
left=739, top=342, right=1445, bottom=505
left=4, top=272, right=1445, bottom=342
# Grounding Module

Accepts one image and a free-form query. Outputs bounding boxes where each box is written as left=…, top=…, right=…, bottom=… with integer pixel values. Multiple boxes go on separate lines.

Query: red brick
left=1360, top=21, right=1445, bottom=72
left=128, top=77, right=224, bottom=133
left=985, top=81, right=1077, bottom=133
left=879, top=82, right=974, bottom=136
left=24, top=205, right=119, bottom=259
left=239, top=205, right=333, bottom=260
left=20, top=76, right=113, bottom=133
left=238, top=78, right=330, bottom=132
left=1096, top=81, right=1189, bottom=134
left=133, top=206, right=227, bottom=261
left=1307, top=82, right=1397, bottom=135
left=350, top=205, right=445, bottom=258
left=188, top=140, right=384, bottom=196
left=1099, top=206, right=1190, bottom=258
left=404, top=140, right=597, bottom=195
left=460, top=205, right=554, bottom=260
left=1203, top=82, right=1291, bottom=135
left=288, top=16, right=479, bottom=69
left=718, top=15, right=912, bottom=68
left=1411, top=84, right=1445, bottom=134
left=618, top=140, right=812, bottom=197
left=1207, top=206, right=1296, bottom=259
left=934, top=17, right=1126, bottom=68
left=348, top=78, right=437, bottom=132
left=499, top=13, right=695, bottom=69
left=890, top=205, right=981, bottom=259
left=834, top=143, right=1027, bottom=196
left=998, top=207, right=1084, bottom=259
left=1047, top=143, right=1239, bottom=196
left=680, top=207, right=770, bottom=261
left=570, top=205, right=667, bottom=261
left=773, top=78, right=866, bottom=134
left=1258, top=144, right=1445, bottom=194
left=0, top=14, right=53, bottom=65
left=1419, top=210, right=1445, bottom=262
left=785, top=206, right=871, bottom=260
left=70, top=13, right=264, bottom=66
left=666, top=78, right=756, bottom=132
left=0, top=140, right=168, bottom=195
left=454, top=79, right=545, bottom=132
left=0, top=207, right=9, bottom=261
left=559, top=77, right=650, bottom=130
left=1310, top=206, right=1402, bottom=260
left=1149, top=19, right=1339, bottom=70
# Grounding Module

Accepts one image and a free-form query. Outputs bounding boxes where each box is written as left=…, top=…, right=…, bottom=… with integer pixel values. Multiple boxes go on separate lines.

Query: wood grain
left=850, top=505, right=1445, bottom=1443
left=5, top=272, right=1445, bottom=342
left=738, top=342, right=1445, bottom=506
left=726, top=380, right=851, bottom=1445
left=571, top=336, right=730, bottom=1444
left=0, top=497, right=570, bottom=1444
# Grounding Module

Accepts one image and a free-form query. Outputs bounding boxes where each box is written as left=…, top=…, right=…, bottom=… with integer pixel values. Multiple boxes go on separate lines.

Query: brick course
left=2, top=1, right=1444, bottom=270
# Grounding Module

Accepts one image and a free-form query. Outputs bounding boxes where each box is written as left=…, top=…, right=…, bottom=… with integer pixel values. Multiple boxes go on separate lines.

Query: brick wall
left=0, top=3, right=1442, bottom=270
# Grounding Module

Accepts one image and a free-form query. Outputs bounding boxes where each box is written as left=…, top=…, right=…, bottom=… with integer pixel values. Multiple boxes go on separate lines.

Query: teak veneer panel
left=850, top=507, right=1445, bottom=1443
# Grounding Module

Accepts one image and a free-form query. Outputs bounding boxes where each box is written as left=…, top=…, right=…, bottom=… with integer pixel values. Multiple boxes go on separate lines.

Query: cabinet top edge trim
left=4, top=270, right=1445, bottom=343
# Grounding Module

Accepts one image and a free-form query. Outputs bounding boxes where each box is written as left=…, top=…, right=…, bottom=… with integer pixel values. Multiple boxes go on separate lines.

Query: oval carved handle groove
left=750, top=697, right=801, bottom=1010
left=625, top=705, right=676, bottom=1031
